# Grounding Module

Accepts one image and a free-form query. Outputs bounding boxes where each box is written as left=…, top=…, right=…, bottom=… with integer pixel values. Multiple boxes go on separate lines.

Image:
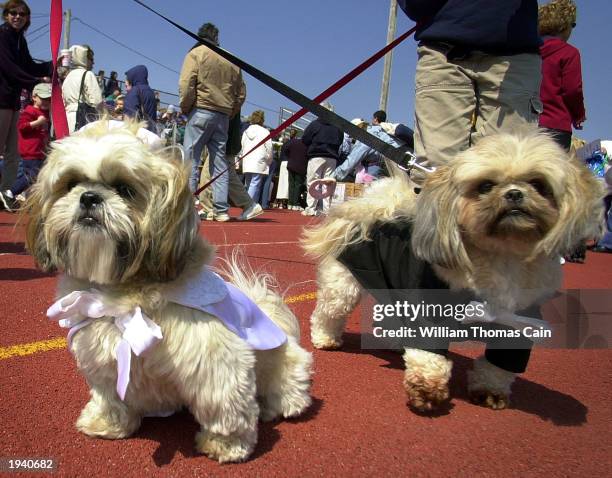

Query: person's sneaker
left=238, top=203, right=264, bottom=221
left=213, top=213, right=231, bottom=222
left=0, top=191, right=16, bottom=212
left=301, top=208, right=319, bottom=217
left=198, top=210, right=214, bottom=221
left=592, top=245, right=612, bottom=254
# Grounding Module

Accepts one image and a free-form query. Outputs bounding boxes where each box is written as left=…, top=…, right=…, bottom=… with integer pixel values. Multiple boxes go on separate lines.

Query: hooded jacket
left=124, top=65, right=158, bottom=133
left=61, top=45, right=103, bottom=133
left=240, top=124, right=273, bottom=175
left=539, top=37, right=585, bottom=132
left=0, top=22, right=52, bottom=110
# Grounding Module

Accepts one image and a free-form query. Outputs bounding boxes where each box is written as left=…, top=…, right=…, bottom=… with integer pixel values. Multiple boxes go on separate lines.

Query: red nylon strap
left=50, top=0, right=69, bottom=139
left=194, top=26, right=416, bottom=197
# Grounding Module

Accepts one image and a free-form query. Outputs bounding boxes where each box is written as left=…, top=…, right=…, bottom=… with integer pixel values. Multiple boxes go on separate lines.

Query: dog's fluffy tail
left=217, top=250, right=301, bottom=340
left=301, top=169, right=417, bottom=260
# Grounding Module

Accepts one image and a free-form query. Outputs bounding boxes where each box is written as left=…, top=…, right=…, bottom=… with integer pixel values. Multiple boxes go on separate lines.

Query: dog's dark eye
left=66, top=180, right=79, bottom=191
left=529, top=179, right=552, bottom=197
left=477, top=181, right=496, bottom=195
left=115, top=183, right=136, bottom=200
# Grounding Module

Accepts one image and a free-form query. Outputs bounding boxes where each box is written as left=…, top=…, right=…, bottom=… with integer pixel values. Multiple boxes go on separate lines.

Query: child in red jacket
left=538, top=0, right=585, bottom=151
left=0, top=83, right=50, bottom=211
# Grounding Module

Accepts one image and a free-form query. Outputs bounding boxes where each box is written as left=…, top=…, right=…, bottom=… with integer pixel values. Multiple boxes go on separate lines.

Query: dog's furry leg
left=256, top=338, right=313, bottom=422
left=403, top=348, right=452, bottom=412
left=467, top=356, right=515, bottom=410
left=189, top=325, right=259, bottom=463
left=223, top=258, right=313, bottom=423
left=76, top=387, right=141, bottom=439
left=310, top=258, right=362, bottom=349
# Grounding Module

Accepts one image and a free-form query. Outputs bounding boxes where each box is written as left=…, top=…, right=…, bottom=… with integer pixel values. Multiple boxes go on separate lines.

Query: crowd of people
left=0, top=0, right=610, bottom=253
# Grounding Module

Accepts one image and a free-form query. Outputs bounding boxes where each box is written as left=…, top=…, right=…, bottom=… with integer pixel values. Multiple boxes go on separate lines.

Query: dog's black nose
left=80, top=191, right=103, bottom=209
left=504, top=189, right=523, bottom=203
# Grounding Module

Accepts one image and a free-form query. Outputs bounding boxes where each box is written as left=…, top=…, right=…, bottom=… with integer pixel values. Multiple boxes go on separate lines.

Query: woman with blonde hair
left=538, top=0, right=585, bottom=151
left=240, top=110, right=273, bottom=202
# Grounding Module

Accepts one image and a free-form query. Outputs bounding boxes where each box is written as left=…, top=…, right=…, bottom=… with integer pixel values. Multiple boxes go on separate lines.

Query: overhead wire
left=73, top=17, right=180, bottom=74
left=28, top=28, right=50, bottom=44
left=60, top=16, right=280, bottom=114
left=26, top=23, right=49, bottom=37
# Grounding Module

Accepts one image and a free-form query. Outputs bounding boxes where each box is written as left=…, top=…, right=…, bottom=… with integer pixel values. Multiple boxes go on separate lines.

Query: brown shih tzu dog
left=302, top=132, right=603, bottom=412
left=24, top=122, right=312, bottom=463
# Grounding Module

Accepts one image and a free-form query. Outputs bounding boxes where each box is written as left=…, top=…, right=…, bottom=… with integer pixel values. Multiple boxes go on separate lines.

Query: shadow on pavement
left=0, top=267, right=55, bottom=281
left=136, top=397, right=323, bottom=467
left=333, top=332, right=588, bottom=426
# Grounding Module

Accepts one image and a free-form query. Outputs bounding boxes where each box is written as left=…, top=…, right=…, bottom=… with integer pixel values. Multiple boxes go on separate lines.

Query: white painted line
left=216, top=241, right=300, bottom=247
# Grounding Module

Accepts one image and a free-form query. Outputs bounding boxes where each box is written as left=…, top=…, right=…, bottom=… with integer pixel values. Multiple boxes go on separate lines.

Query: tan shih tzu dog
left=24, top=122, right=312, bottom=463
left=302, top=132, right=603, bottom=412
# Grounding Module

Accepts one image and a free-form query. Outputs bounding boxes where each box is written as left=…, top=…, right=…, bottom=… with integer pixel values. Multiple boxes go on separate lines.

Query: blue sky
left=25, top=0, right=610, bottom=142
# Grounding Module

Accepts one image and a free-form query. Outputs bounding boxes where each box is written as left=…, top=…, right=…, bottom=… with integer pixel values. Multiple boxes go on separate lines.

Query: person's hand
left=31, top=115, right=48, bottom=128
left=574, top=117, right=586, bottom=130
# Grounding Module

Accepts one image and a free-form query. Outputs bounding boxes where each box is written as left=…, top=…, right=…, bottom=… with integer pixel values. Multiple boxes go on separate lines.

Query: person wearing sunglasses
left=0, top=0, right=52, bottom=196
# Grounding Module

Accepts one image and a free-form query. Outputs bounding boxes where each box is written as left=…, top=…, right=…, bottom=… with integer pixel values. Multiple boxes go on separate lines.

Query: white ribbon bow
left=47, top=290, right=162, bottom=400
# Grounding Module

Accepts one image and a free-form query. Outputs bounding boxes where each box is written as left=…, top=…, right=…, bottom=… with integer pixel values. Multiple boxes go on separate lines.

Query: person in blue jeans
left=576, top=139, right=612, bottom=254
left=595, top=194, right=612, bottom=252
left=334, top=122, right=409, bottom=182
left=1, top=83, right=50, bottom=211
left=178, top=22, right=246, bottom=222
left=240, top=110, right=273, bottom=204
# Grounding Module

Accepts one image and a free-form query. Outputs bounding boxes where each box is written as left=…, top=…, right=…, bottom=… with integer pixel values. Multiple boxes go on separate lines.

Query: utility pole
left=63, top=9, right=71, bottom=50
left=379, top=0, right=397, bottom=112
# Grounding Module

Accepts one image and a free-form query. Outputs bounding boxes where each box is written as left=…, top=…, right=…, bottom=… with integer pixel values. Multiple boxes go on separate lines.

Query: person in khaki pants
left=198, top=112, right=263, bottom=221
left=398, top=0, right=542, bottom=169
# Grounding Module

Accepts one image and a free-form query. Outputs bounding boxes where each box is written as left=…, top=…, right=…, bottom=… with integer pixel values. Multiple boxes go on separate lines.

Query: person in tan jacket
left=179, top=22, right=246, bottom=221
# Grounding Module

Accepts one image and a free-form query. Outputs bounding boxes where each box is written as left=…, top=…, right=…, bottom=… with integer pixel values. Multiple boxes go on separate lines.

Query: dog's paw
left=311, top=335, right=343, bottom=350
left=195, top=430, right=256, bottom=463
left=467, top=356, right=515, bottom=411
left=469, top=389, right=510, bottom=410
left=403, top=377, right=450, bottom=412
left=403, top=349, right=452, bottom=412
left=259, top=392, right=311, bottom=422
left=76, top=401, right=139, bottom=439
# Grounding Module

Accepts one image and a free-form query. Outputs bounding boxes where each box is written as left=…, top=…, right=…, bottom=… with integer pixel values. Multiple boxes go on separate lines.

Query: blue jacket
left=398, top=0, right=540, bottom=55
left=334, top=125, right=404, bottom=181
left=124, top=65, right=158, bottom=132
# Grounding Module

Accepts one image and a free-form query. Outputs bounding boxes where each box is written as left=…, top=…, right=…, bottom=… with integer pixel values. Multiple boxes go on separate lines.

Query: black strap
left=77, top=70, right=87, bottom=103
left=130, top=0, right=414, bottom=167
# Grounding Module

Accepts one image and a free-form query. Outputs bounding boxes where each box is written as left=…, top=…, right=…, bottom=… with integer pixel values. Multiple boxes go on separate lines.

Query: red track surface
left=1, top=208, right=611, bottom=477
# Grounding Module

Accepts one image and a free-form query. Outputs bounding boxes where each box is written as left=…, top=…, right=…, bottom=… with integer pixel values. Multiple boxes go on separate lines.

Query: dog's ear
left=411, top=165, right=472, bottom=272
left=22, top=179, right=55, bottom=272
left=143, top=155, right=199, bottom=281
left=535, top=156, right=605, bottom=257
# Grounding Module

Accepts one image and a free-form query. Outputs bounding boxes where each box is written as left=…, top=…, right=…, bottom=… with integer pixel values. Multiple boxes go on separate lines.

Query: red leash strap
left=195, top=25, right=417, bottom=197
left=50, top=0, right=69, bottom=139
